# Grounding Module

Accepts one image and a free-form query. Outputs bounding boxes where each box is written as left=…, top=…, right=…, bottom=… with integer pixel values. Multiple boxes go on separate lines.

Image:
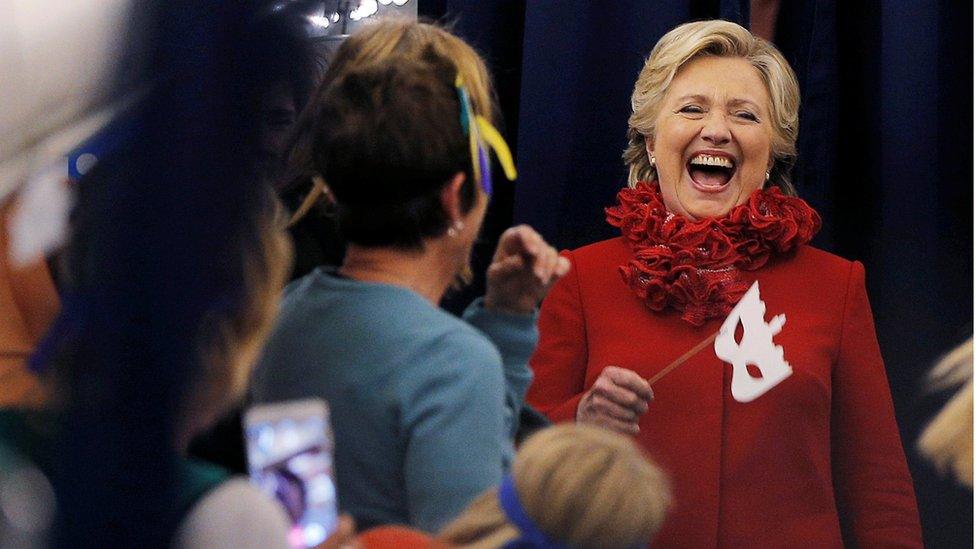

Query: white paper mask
left=714, top=281, right=791, bottom=402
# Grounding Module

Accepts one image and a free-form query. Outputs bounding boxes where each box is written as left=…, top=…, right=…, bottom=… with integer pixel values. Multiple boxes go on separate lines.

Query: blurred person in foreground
left=0, top=0, right=142, bottom=413
left=0, top=182, right=299, bottom=545
left=918, top=337, right=973, bottom=489
left=527, top=20, right=921, bottom=546
left=187, top=7, right=323, bottom=474
left=251, top=20, right=569, bottom=533
left=0, top=205, right=58, bottom=408
left=0, top=2, right=351, bottom=546
left=0, top=2, right=147, bottom=544
left=359, top=423, right=671, bottom=548
left=1, top=177, right=359, bottom=548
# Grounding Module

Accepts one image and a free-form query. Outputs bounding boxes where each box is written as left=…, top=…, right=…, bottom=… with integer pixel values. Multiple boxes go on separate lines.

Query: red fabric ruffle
left=606, top=181, right=821, bottom=325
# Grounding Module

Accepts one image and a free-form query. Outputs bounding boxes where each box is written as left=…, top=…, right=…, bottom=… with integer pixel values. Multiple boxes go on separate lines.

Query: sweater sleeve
left=525, top=251, right=588, bottom=422
left=830, top=261, right=922, bottom=548
left=400, top=332, right=511, bottom=533
left=462, top=297, right=537, bottom=439
left=174, top=478, right=292, bottom=549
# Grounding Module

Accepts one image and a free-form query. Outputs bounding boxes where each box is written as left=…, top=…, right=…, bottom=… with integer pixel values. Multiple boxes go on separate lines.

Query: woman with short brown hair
left=252, top=21, right=569, bottom=533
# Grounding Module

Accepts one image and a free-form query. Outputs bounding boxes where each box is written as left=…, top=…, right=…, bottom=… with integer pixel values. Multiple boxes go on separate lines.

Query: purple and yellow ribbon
left=455, top=74, right=517, bottom=196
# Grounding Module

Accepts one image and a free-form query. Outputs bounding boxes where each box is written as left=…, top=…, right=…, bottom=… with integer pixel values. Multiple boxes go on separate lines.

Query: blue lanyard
left=498, top=474, right=569, bottom=549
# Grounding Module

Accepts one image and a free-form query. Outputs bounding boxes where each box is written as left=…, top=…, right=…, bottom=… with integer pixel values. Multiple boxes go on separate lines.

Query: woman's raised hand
left=577, top=366, right=654, bottom=434
left=484, top=225, right=571, bottom=315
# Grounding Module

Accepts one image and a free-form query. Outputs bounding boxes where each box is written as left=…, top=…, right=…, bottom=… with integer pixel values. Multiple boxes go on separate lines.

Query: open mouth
left=687, top=153, right=736, bottom=192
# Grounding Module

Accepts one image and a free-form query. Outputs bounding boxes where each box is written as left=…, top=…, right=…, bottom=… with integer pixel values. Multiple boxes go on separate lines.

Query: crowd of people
left=0, top=4, right=970, bottom=548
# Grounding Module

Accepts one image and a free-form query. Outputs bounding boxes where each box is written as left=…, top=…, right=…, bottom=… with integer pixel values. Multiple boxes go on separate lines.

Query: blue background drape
left=424, top=1, right=973, bottom=546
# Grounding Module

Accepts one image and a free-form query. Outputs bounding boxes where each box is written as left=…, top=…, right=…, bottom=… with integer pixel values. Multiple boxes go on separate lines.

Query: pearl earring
left=650, top=156, right=656, bottom=168
left=447, top=220, right=464, bottom=238
left=765, top=170, right=771, bottom=182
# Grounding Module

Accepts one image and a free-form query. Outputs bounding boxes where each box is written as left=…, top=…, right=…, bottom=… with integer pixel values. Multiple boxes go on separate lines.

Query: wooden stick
left=287, top=176, right=328, bottom=228
left=647, top=330, right=719, bottom=385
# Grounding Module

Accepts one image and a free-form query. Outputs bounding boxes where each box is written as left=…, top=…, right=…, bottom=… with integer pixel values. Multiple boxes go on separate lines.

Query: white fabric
left=173, top=478, right=292, bottom=549
left=0, top=0, right=132, bottom=200
left=8, top=158, right=73, bottom=267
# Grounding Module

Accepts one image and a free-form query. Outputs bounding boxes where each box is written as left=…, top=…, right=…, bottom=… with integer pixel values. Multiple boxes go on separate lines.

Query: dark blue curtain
left=513, top=3, right=686, bottom=248
left=425, top=1, right=973, bottom=546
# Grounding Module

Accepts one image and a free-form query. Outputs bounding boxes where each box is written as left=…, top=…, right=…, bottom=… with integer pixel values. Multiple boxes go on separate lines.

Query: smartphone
left=244, top=398, right=338, bottom=548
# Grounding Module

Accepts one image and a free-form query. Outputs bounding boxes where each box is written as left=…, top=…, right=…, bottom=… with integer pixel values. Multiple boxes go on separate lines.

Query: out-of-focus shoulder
left=794, top=245, right=854, bottom=267
left=563, top=237, right=631, bottom=269
left=792, top=245, right=859, bottom=274
left=570, top=236, right=629, bottom=256
left=174, top=478, right=291, bottom=549
left=777, top=246, right=867, bottom=300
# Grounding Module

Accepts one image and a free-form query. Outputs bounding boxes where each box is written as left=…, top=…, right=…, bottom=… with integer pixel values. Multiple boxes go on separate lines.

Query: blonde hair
left=326, top=18, right=494, bottom=120
left=280, top=17, right=496, bottom=198
left=183, top=192, right=293, bottom=440
left=623, top=20, right=800, bottom=195
left=438, top=424, right=671, bottom=548
left=918, top=338, right=974, bottom=488
left=282, top=18, right=493, bottom=285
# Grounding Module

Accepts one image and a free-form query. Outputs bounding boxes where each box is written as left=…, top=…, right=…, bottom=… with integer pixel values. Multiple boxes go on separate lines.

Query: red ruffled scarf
left=606, top=181, right=822, bottom=326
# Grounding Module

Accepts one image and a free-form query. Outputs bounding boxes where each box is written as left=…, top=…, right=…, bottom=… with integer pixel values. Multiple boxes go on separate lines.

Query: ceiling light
left=307, top=14, right=330, bottom=27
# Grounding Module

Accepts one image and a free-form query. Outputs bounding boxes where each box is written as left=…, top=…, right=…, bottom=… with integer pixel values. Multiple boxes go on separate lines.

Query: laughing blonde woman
left=527, top=20, right=922, bottom=547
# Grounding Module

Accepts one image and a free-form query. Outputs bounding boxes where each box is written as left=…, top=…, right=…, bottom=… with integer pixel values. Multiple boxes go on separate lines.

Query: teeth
left=689, top=154, right=734, bottom=169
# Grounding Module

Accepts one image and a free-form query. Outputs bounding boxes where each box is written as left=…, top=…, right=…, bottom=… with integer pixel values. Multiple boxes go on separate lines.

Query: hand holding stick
left=577, top=330, right=719, bottom=434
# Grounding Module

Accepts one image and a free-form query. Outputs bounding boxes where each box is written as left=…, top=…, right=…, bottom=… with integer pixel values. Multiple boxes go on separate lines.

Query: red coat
left=527, top=237, right=922, bottom=548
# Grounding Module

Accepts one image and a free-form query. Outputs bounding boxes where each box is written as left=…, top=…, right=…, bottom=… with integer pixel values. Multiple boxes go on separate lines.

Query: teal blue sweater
left=250, top=269, right=536, bottom=532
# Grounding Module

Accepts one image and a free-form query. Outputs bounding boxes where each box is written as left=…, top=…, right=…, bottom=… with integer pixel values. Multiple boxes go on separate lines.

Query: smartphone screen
left=244, top=398, right=338, bottom=548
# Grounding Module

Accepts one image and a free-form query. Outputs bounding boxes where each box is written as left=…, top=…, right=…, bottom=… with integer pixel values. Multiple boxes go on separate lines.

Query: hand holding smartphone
left=244, top=398, right=339, bottom=548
